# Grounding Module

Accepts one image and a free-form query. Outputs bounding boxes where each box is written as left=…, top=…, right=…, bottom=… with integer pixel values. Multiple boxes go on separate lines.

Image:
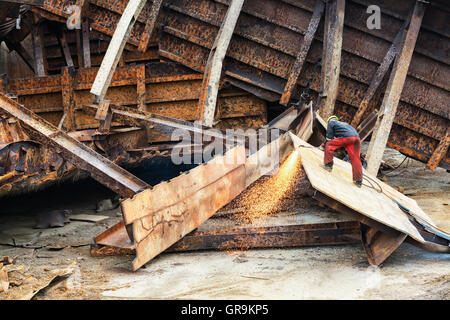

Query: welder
left=320, top=115, right=363, bottom=187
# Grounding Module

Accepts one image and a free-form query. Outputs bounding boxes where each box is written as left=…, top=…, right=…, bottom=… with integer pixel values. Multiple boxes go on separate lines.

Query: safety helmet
left=326, top=115, right=339, bottom=125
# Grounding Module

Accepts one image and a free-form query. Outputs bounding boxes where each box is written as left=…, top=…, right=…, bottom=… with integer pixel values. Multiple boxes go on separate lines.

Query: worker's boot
left=353, top=180, right=362, bottom=188
left=320, top=163, right=333, bottom=172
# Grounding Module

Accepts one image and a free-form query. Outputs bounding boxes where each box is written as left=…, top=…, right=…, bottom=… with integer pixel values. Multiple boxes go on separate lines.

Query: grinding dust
left=229, top=150, right=305, bottom=224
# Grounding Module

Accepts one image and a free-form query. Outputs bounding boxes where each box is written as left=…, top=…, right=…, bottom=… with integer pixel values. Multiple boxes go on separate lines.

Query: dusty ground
left=0, top=146, right=448, bottom=300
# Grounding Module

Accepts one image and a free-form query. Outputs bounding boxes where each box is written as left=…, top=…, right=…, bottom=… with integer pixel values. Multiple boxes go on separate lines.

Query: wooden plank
left=59, top=32, right=74, bottom=67
left=90, top=0, right=147, bottom=101
left=350, top=17, right=410, bottom=128
left=198, top=0, right=245, bottom=126
left=297, top=144, right=436, bottom=243
left=279, top=0, right=324, bottom=105
left=82, top=19, right=91, bottom=68
left=32, top=24, right=47, bottom=77
left=137, top=0, right=163, bottom=53
left=95, top=100, right=111, bottom=121
left=318, top=0, right=345, bottom=119
left=366, top=1, right=426, bottom=175
left=427, top=128, right=450, bottom=170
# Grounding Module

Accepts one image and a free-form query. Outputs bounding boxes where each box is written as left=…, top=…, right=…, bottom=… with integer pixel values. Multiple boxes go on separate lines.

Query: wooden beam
left=198, top=0, right=245, bottom=127
left=319, top=0, right=332, bottom=101
left=32, top=24, right=47, bottom=77
left=318, top=0, right=345, bottom=119
left=137, top=0, right=162, bottom=53
left=366, top=1, right=426, bottom=175
left=81, top=19, right=91, bottom=68
left=59, top=32, right=74, bottom=67
left=350, top=16, right=411, bottom=128
left=279, top=0, right=324, bottom=105
left=90, top=0, right=147, bottom=102
left=427, top=128, right=450, bottom=170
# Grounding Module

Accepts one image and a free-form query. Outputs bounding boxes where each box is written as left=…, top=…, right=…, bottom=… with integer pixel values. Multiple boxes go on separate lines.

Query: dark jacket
left=326, top=120, right=359, bottom=140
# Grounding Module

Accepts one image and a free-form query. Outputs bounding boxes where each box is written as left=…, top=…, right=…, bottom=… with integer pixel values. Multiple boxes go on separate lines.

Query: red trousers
left=324, top=136, right=362, bottom=182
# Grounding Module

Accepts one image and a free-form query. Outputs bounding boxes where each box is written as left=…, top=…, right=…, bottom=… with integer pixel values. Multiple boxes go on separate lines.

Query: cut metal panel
left=123, top=146, right=247, bottom=270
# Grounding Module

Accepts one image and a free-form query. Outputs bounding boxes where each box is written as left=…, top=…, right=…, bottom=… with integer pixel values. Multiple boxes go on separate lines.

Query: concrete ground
left=0, top=146, right=448, bottom=300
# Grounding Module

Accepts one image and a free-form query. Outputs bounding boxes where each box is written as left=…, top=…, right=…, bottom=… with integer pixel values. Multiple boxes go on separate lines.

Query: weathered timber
left=198, top=0, right=245, bottom=127
left=32, top=24, right=47, bottom=77
left=366, top=1, right=426, bottom=175
left=279, top=0, right=324, bottom=105
left=90, top=0, right=147, bottom=101
left=350, top=16, right=410, bottom=128
left=318, top=0, right=345, bottom=119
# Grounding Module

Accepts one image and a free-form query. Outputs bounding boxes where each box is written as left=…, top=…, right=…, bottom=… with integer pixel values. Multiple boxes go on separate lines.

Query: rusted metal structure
left=0, top=0, right=448, bottom=270
left=3, top=0, right=446, bottom=169
left=155, top=0, right=449, bottom=170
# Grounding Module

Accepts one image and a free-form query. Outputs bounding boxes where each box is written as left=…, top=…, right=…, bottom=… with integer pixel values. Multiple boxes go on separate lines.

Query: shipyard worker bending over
left=320, top=116, right=363, bottom=188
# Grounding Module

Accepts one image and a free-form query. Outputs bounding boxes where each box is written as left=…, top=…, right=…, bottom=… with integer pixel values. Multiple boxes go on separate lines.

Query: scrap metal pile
left=0, top=0, right=448, bottom=270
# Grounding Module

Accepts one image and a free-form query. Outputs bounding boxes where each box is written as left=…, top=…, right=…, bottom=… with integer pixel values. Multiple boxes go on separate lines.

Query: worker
left=320, top=115, right=363, bottom=187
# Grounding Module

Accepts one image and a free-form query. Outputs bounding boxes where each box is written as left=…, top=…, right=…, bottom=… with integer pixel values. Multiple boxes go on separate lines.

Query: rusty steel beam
left=137, top=0, right=163, bottom=53
left=0, top=94, right=149, bottom=198
left=366, top=1, right=426, bottom=175
left=360, top=224, right=407, bottom=266
left=168, top=221, right=361, bottom=251
left=427, top=128, right=450, bottom=170
left=198, top=0, right=245, bottom=127
left=91, top=220, right=361, bottom=256
left=318, top=0, right=345, bottom=119
left=279, top=0, right=324, bottom=105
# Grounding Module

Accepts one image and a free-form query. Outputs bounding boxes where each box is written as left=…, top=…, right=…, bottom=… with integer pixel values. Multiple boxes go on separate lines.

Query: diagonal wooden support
left=32, top=23, right=47, bottom=77
left=427, top=128, right=450, bottom=170
left=350, top=14, right=412, bottom=128
left=318, top=0, right=345, bottom=119
left=90, top=0, right=147, bottom=102
left=279, top=0, right=324, bottom=106
left=366, top=1, right=426, bottom=176
left=137, top=0, right=163, bottom=53
left=59, top=31, right=74, bottom=68
left=198, top=0, right=245, bottom=127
